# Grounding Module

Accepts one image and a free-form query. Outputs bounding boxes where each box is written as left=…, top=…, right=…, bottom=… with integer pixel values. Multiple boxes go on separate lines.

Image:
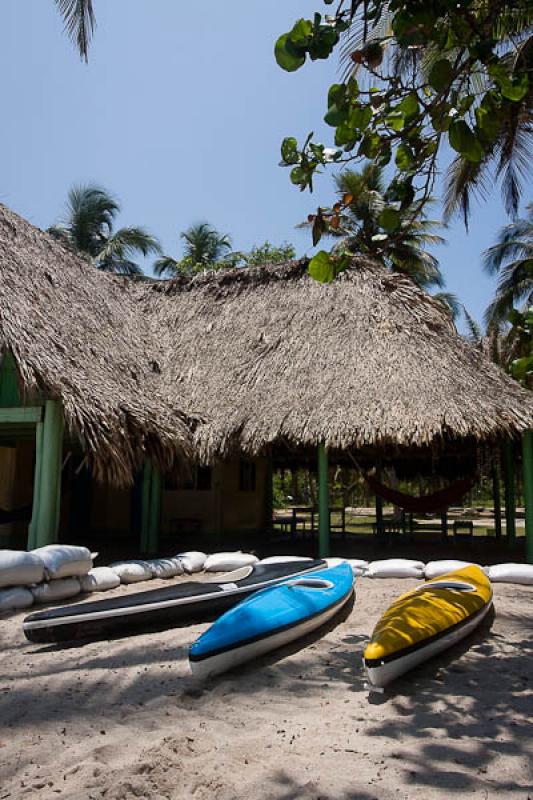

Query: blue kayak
left=189, top=562, right=355, bottom=678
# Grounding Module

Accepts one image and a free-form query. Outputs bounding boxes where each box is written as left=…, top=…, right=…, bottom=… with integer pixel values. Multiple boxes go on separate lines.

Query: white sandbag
left=176, top=551, right=207, bottom=574
left=147, top=558, right=184, bottom=579
left=32, top=545, right=92, bottom=579
left=346, top=558, right=369, bottom=576
left=0, top=586, right=34, bottom=612
left=80, top=567, right=121, bottom=593
left=424, top=560, right=479, bottom=580
left=325, top=557, right=347, bottom=569
left=110, top=560, right=153, bottom=584
left=32, top=577, right=81, bottom=604
left=366, top=558, right=425, bottom=579
left=259, top=555, right=313, bottom=564
left=0, top=550, right=45, bottom=588
left=486, top=563, right=533, bottom=585
left=204, top=552, right=259, bottom=572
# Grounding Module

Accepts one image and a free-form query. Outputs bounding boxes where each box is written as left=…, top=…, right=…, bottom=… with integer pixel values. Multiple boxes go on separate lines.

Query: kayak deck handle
left=285, top=578, right=334, bottom=590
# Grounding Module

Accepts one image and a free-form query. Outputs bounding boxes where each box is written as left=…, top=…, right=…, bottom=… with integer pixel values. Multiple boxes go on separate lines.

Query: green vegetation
left=276, top=1, right=533, bottom=267
left=484, top=203, right=533, bottom=325
left=49, top=184, right=161, bottom=277
left=155, top=234, right=295, bottom=278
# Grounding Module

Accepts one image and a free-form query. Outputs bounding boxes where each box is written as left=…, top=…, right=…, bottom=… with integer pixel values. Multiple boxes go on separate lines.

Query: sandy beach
left=1, top=575, right=532, bottom=800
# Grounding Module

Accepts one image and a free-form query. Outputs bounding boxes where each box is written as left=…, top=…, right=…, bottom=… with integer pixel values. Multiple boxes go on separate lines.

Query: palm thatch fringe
left=0, top=204, right=195, bottom=485
left=139, top=259, right=533, bottom=461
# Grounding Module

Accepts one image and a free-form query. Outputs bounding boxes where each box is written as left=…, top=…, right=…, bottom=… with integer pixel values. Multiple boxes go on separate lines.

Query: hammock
left=364, top=474, right=475, bottom=515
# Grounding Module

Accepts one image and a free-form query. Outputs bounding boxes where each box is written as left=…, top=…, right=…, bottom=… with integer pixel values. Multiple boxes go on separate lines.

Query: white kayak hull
left=365, top=598, right=493, bottom=689
left=191, top=588, right=353, bottom=680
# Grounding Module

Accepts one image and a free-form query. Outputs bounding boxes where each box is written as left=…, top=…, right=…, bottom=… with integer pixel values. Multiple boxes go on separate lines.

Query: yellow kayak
left=364, top=565, right=493, bottom=688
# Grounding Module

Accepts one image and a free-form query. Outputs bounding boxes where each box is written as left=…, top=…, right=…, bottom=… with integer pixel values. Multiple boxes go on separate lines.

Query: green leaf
left=308, top=251, right=336, bottom=283
left=475, top=101, right=500, bottom=143
left=398, top=92, right=419, bottom=118
left=275, top=34, right=306, bottom=72
left=308, top=251, right=349, bottom=283
left=281, top=137, right=299, bottom=165
left=448, top=120, right=484, bottom=162
left=385, top=110, right=405, bottom=132
left=348, top=105, right=372, bottom=131
left=289, top=18, right=313, bottom=46
left=379, top=208, right=401, bottom=232
left=290, top=166, right=307, bottom=186
left=312, top=212, right=326, bottom=246
left=328, top=83, right=346, bottom=108
left=359, top=133, right=382, bottom=158
left=309, top=26, right=339, bottom=60
left=395, top=143, right=415, bottom=171
left=489, top=64, right=529, bottom=102
left=324, top=107, right=347, bottom=127
left=428, top=59, right=453, bottom=92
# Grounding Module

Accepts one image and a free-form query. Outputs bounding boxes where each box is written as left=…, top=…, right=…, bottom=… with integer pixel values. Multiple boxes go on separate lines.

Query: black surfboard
left=23, top=560, right=326, bottom=644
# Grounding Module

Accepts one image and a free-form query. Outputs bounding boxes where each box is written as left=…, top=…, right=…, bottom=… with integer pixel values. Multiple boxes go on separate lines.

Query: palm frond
left=462, top=307, right=483, bottom=343
left=442, top=153, right=494, bottom=227
left=54, top=0, right=96, bottom=61
left=153, top=255, right=179, bottom=278
left=432, top=292, right=462, bottom=321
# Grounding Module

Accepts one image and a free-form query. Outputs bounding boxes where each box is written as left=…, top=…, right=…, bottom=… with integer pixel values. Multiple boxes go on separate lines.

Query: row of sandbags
left=2, top=549, right=533, bottom=614
left=261, top=555, right=533, bottom=585
left=109, top=551, right=259, bottom=584
left=0, top=549, right=262, bottom=611
left=0, top=545, right=94, bottom=612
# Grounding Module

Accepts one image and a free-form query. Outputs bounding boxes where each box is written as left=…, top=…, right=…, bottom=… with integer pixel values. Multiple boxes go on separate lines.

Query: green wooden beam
left=140, top=460, right=152, bottom=553
left=522, top=430, right=533, bottom=565
left=374, top=461, right=384, bottom=538
left=27, top=421, right=44, bottom=550
left=34, top=400, right=64, bottom=548
left=491, top=461, right=502, bottom=540
left=318, top=443, right=330, bottom=558
left=0, top=407, right=42, bottom=424
left=503, top=441, right=516, bottom=547
left=147, top=467, right=161, bottom=555
left=0, top=352, right=22, bottom=407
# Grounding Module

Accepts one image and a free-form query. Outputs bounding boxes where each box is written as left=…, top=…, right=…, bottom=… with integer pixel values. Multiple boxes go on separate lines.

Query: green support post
left=522, top=430, right=533, bottom=565
left=491, top=461, right=502, bottom=540
left=27, top=420, right=44, bottom=550
left=147, top=467, right=161, bottom=555
left=34, top=400, right=64, bottom=548
left=375, top=462, right=384, bottom=538
left=140, top=460, right=152, bottom=553
left=503, top=441, right=516, bottom=547
left=318, top=443, right=330, bottom=558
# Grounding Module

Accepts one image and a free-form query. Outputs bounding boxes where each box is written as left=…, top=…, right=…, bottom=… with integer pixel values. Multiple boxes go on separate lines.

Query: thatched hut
left=142, top=260, right=533, bottom=458
left=0, top=203, right=194, bottom=549
left=1, top=203, right=532, bottom=559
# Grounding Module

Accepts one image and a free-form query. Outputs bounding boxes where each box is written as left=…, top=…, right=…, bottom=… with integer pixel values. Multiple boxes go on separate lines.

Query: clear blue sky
left=0, top=1, right=526, bottom=328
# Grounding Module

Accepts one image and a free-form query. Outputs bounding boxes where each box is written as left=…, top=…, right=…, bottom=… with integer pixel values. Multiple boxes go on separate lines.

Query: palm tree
left=154, top=223, right=232, bottom=277
left=483, top=203, right=533, bottom=326
left=443, top=39, right=533, bottom=223
left=314, top=164, right=445, bottom=291
left=55, top=0, right=95, bottom=61
left=50, top=184, right=161, bottom=277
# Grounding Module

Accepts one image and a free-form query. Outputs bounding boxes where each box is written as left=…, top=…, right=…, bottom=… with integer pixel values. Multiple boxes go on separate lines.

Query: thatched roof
left=2, top=202, right=532, bottom=480
left=139, top=260, right=533, bottom=461
left=0, top=203, right=193, bottom=484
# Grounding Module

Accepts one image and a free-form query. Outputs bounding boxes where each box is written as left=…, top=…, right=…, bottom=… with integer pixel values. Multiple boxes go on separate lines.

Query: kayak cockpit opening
left=285, top=578, right=334, bottom=590
left=417, top=580, right=477, bottom=593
